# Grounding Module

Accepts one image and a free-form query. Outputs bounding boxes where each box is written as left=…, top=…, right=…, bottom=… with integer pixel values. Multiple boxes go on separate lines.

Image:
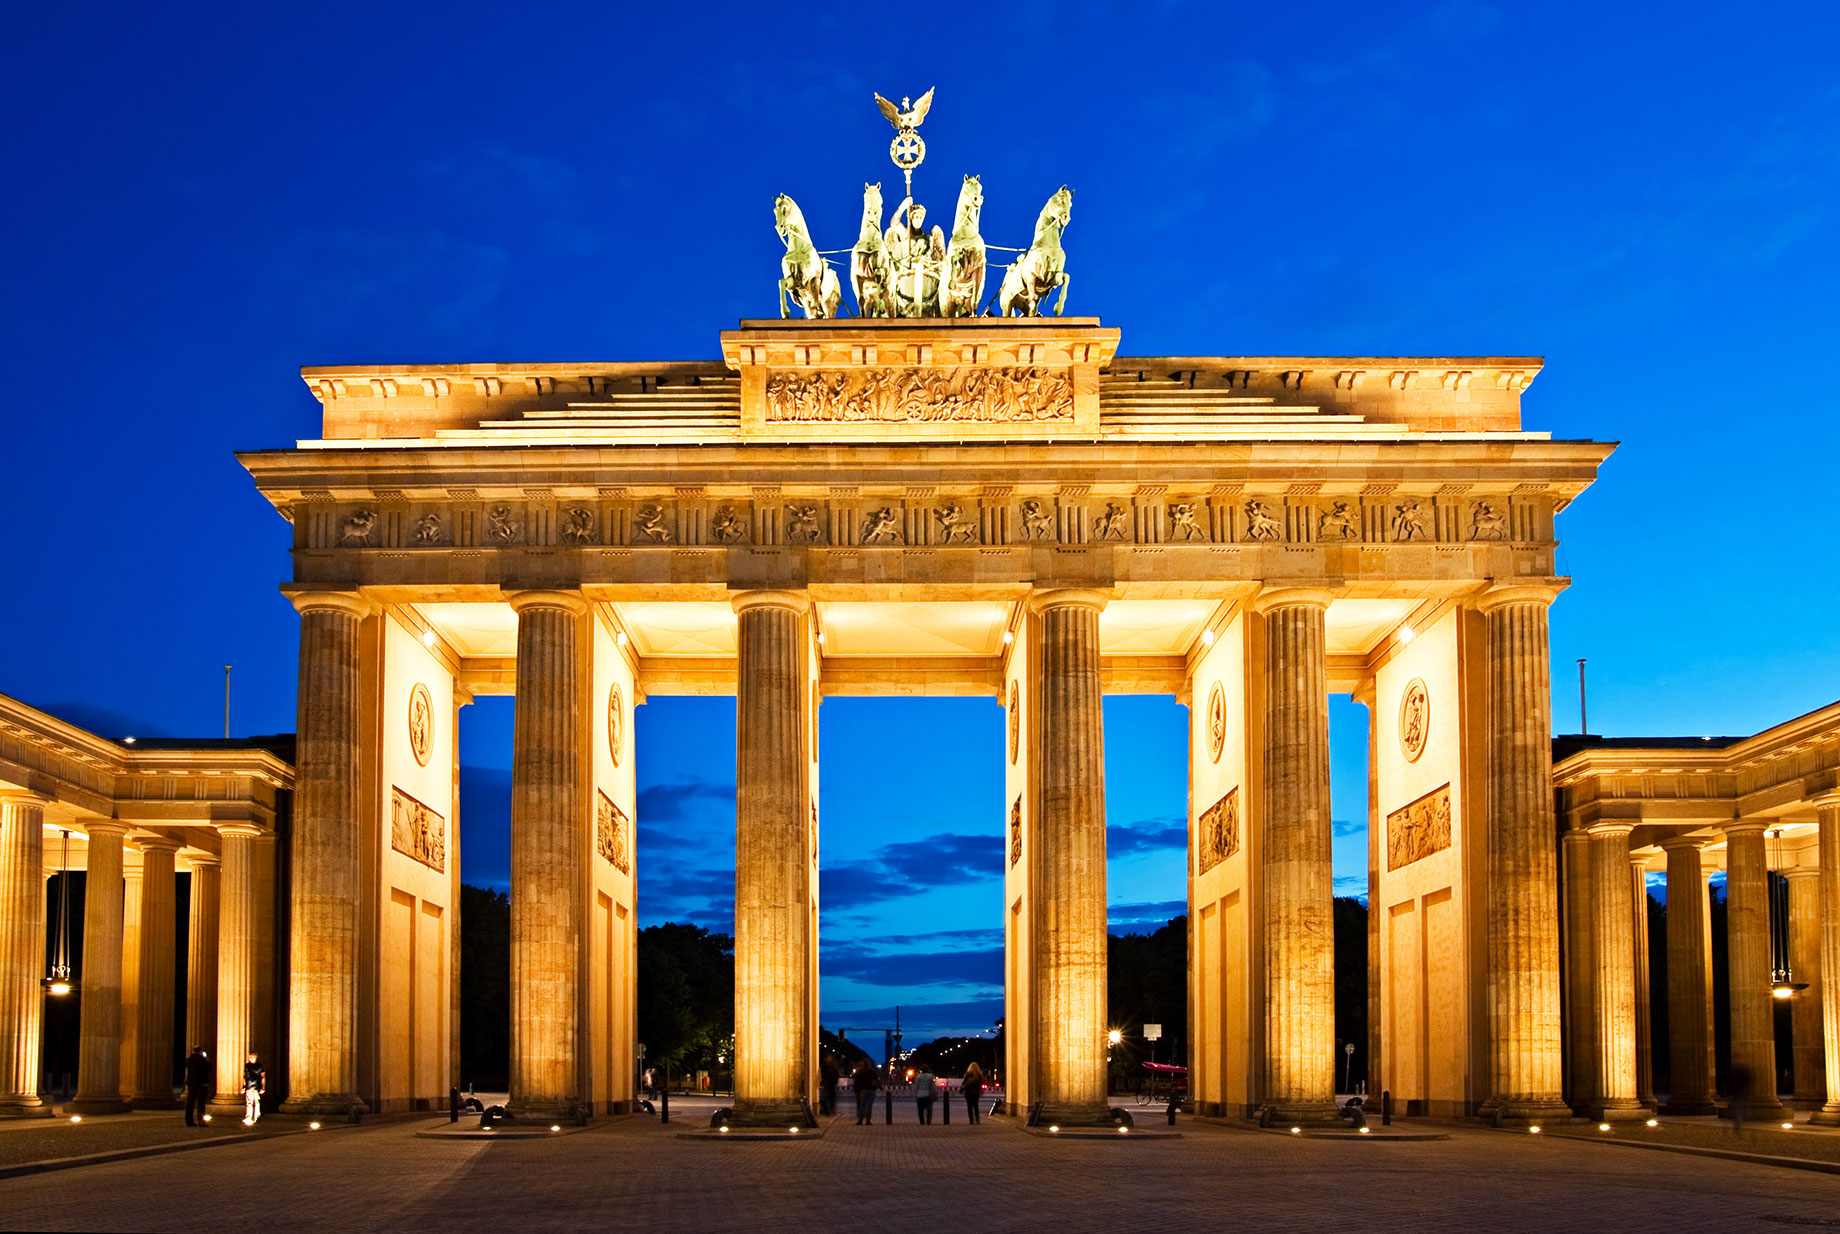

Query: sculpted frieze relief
left=390, top=786, right=446, bottom=873
left=710, top=506, right=749, bottom=544
left=561, top=506, right=597, bottom=544
left=1197, top=787, right=1239, bottom=875
left=597, top=790, right=631, bottom=874
left=1386, top=783, right=1451, bottom=871
left=766, top=366, right=1074, bottom=424
left=1009, top=797, right=1022, bottom=868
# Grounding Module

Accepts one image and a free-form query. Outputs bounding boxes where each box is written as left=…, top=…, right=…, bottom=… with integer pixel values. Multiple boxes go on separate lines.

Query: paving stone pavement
left=2, top=1102, right=1838, bottom=1233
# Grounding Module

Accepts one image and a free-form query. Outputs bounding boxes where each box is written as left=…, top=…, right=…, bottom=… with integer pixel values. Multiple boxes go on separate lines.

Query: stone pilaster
left=1786, top=869, right=1825, bottom=1107
left=1724, top=821, right=1785, bottom=1116
left=1251, top=588, right=1336, bottom=1123
left=1589, top=824, right=1643, bottom=1118
left=1814, top=800, right=1840, bottom=1125
left=1631, top=853, right=1655, bottom=1109
left=131, top=838, right=181, bottom=1108
left=1660, top=837, right=1715, bottom=1114
left=1476, top=584, right=1569, bottom=1120
left=731, top=590, right=815, bottom=1124
left=184, top=855, right=220, bottom=1062
left=1030, top=589, right=1110, bottom=1124
left=0, top=795, right=50, bottom=1117
left=118, top=861, right=143, bottom=1097
left=209, top=826, right=263, bottom=1116
left=69, top=822, right=131, bottom=1113
left=1561, top=827, right=1597, bottom=1113
left=507, top=590, right=587, bottom=1118
left=283, top=590, right=372, bottom=1114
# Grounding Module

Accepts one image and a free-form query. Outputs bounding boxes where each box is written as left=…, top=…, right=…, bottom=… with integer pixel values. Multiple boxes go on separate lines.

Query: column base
left=728, top=1097, right=813, bottom=1127
left=129, top=1094, right=183, bottom=1110
left=1481, top=1097, right=1574, bottom=1125
left=1032, top=1100, right=1115, bottom=1127
left=505, top=1097, right=590, bottom=1121
left=66, top=1097, right=133, bottom=1115
left=1259, top=1100, right=1342, bottom=1126
left=1593, top=1101, right=1650, bottom=1122
left=0, top=1098, right=53, bottom=1119
left=280, top=1094, right=369, bottom=1117
left=1807, top=1104, right=1840, bottom=1126
left=206, top=1096, right=254, bottom=1118
left=1660, top=1097, right=1718, bottom=1116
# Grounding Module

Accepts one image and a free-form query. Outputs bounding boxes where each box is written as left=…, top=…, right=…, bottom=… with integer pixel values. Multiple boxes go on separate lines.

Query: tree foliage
left=637, top=922, right=734, bottom=1073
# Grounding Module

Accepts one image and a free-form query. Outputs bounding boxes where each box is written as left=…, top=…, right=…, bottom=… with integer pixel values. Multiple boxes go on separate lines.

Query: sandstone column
left=283, top=591, right=372, bottom=1114
left=1631, top=853, right=1655, bottom=1109
left=184, top=855, right=220, bottom=1063
left=1252, top=588, right=1336, bottom=1123
left=1561, top=827, right=1597, bottom=1113
left=732, top=591, right=815, bottom=1124
left=1030, top=589, right=1110, bottom=1124
left=1660, top=837, right=1715, bottom=1114
left=69, top=822, right=131, bottom=1113
left=1786, top=868, right=1825, bottom=1107
left=508, top=590, right=587, bottom=1118
left=0, top=795, right=50, bottom=1117
left=1725, top=821, right=1785, bottom=1116
left=131, top=838, right=181, bottom=1107
left=118, top=859, right=143, bottom=1097
left=209, top=825, right=263, bottom=1117
left=1588, top=824, right=1643, bottom=1118
left=1814, top=799, right=1840, bottom=1125
left=250, top=832, right=278, bottom=1078
left=1477, top=585, right=1569, bottom=1120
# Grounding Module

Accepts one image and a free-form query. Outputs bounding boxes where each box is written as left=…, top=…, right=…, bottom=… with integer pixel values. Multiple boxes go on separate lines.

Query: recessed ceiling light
left=1399, top=625, right=1415, bottom=644
left=422, top=630, right=437, bottom=648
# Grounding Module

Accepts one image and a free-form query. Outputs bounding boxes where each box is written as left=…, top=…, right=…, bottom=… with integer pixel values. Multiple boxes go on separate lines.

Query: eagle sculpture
left=874, top=88, right=934, bottom=131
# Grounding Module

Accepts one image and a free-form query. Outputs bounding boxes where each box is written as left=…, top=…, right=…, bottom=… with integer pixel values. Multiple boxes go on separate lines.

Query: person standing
left=852, top=1058, right=880, bottom=1125
left=820, top=1053, right=839, bottom=1116
left=182, top=1047, right=211, bottom=1126
left=914, top=1067, right=937, bottom=1125
left=241, top=1053, right=265, bottom=1125
left=962, top=1061, right=984, bottom=1125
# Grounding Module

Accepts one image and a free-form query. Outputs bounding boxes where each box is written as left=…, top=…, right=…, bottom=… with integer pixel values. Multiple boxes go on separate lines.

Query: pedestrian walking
left=182, top=1046, right=211, bottom=1126
left=914, top=1067, right=937, bottom=1124
left=820, top=1053, right=839, bottom=1116
left=962, top=1061, right=984, bottom=1124
left=241, top=1052, right=265, bottom=1125
left=1729, top=1062, right=1755, bottom=1132
left=852, top=1058, right=880, bottom=1125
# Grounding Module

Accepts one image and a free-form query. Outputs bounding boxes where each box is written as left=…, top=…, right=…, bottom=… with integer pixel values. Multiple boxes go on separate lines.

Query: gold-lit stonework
left=607, top=683, right=623, bottom=768
left=596, top=791, right=630, bottom=875
left=1008, top=681, right=1020, bottom=764
left=1009, top=797, right=1022, bottom=868
left=1198, top=787, right=1239, bottom=874
left=1398, top=677, right=1429, bottom=763
left=1386, top=783, right=1450, bottom=871
left=390, top=786, right=446, bottom=872
left=766, top=367, right=1071, bottom=424
left=407, top=682, right=433, bottom=767
left=1208, top=683, right=1226, bottom=764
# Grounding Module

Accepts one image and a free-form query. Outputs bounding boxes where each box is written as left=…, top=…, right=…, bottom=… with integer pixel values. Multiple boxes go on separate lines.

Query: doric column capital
left=730, top=589, right=811, bottom=617
left=508, top=589, right=589, bottom=617
left=1781, top=867, right=1821, bottom=882
left=1474, top=581, right=1566, bottom=614
left=1628, top=848, right=1657, bottom=871
left=0, top=791, right=49, bottom=811
left=285, top=588, right=376, bottom=620
left=1658, top=833, right=1707, bottom=854
left=80, top=820, right=129, bottom=840
left=214, top=823, right=264, bottom=841
left=132, top=835, right=182, bottom=854
left=1809, top=789, right=1840, bottom=810
left=184, top=852, right=220, bottom=872
left=1723, top=819, right=1771, bottom=838
left=1587, top=821, right=1636, bottom=839
left=1025, top=587, right=1109, bottom=615
left=1247, top=586, right=1333, bottom=615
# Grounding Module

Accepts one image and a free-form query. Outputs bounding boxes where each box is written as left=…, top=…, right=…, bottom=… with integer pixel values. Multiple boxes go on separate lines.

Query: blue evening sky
left=5, top=2, right=1836, bottom=1039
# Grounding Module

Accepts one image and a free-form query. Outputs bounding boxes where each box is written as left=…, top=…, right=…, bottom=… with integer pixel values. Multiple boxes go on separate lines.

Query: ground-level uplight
left=1290, top=1127, right=1301, bottom=1135
left=1782, top=1122, right=1794, bottom=1130
left=718, top=1126, right=729, bottom=1134
left=308, top=1122, right=321, bottom=1130
left=1528, top=1126, right=1542, bottom=1134
left=1598, top=1123, right=1611, bottom=1132
left=1358, top=1126, right=1370, bottom=1134
left=1049, top=1125, right=1060, bottom=1133
left=201, top=1114, right=211, bottom=1123
left=1645, top=1119, right=1658, bottom=1128
left=550, top=1125, right=561, bottom=1133
left=69, top=1115, right=81, bottom=1123
left=789, top=1126, right=800, bottom=1134
left=1117, top=1126, right=1129, bottom=1134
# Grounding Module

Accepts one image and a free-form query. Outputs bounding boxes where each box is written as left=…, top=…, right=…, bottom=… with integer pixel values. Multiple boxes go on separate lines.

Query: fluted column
left=1814, top=800, right=1840, bottom=1125
left=250, top=833, right=277, bottom=1078
left=1786, top=868, right=1825, bottom=1107
left=1477, top=584, right=1569, bottom=1120
left=0, top=795, right=50, bottom=1117
left=1252, top=588, right=1336, bottom=1122
left=1660, top=837, right=1715, bottom=1114
left=131, top=838, right=181, bottom=1107
left=185, top=855, right=220, bottom=1064
left=1725, top=821, right=1785, bottom=1116
left=1030, top=589, right=1110, bottom=1123
left=1589, top=824, right=1643, bottom=1118
left=1561, top=827, right=1597, bottom=1113
left=70, top=822, right=131, bottom=1113
left=1631, top=853, right=1655, bottom=1109
left=118, top=861, right=143, bottom=1096
left=284, top=591, right=372, bottom=1113
left=508, top=590, right=587, bottom=1118
left=209, top=826, right=263, bottom=1116
left=732, top=590, right=814, bottom=1124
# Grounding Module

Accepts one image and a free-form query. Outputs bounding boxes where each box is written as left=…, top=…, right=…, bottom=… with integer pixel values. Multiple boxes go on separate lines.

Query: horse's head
left=774, top=193, right=795, bottom=239
left=860, top=183, right=883, bottom=236
left=1051, top=185, right=1073, bottom=227
left=956, top=174, right=983, bottom=224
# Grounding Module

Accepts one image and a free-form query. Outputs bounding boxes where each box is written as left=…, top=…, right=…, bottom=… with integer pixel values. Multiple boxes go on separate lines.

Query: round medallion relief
left=1008, top=681, right=1020, bottom=764
left=407, top=683, right=433, bottom=767
left=608, top=683, right=624, bottom=767
left=1207, top=682, right=1226, bottom=764
left=1399, top=677, right=1430, bottom=764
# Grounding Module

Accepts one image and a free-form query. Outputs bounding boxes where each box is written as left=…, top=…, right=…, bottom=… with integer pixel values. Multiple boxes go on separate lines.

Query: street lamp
left=1107, top=1028, right=1123, bottom=1048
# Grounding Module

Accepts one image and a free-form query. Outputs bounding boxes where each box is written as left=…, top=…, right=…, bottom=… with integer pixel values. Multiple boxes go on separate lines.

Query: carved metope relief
left=341, top=510, right=377, bottom=546
left=1197, top=787, right=1239, bottom=875
left=1009, top=797, right=1022, bottom=868
left=597, top=790, right=632, bottom=874
left=1398, top=677, right=1430, bottom=764
left=765, top=367, right=1073, bottom=423
left=1207, top=682, right=1226, bottom=764
left=408, top=683, right=433, bottom=767
left=1008, top=680, right=1020, bottom=764
left=810, top=802, right=819, bottom=866
left=561, top=505, right=597, bottom=544
left=391, top=787, right=447, bottom=872
left=1386, top=783, right=1452, bottom=871
left=608, top=683, right=624, bottom=768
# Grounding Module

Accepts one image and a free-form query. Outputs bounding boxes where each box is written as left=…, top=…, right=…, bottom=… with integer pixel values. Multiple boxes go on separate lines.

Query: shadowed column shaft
left=509, top=595, right=585, bottom=1117
left=285, top=597, right=366, bottom=1113
left=251, top=834, right=277, bottom=1076
left=1034, top=595, right=1108, bottom=1121
left=72, top=824, right=130, bottom=1112
left=733, top=594, right=812, bottom=1121
left=1481, top=594, right=1567, bottom=1118
left=1259, top=597, right=1335, bottom=1120
left=0, top=797, right=48, bottom=1115
left=1662, top=841, right=1715, bottom=1113
left=132, top=841, right=180, bottom=1106
left=210, top=827, right=261, bottom=1114
left=1725, top=823, right=1784, bottom=1115
left=1631, top=857, right=1655, bottom=1108
left=1787, top=871, right=1824, bottom=1105
left=119, top=865, right=143, bottom=1096
left=185, top=858, right=220, bottom=1059
left=1562, top=828, right=1597, bottom=1111
left=1816, top=804, right=1840, bottom=1125
left=1591, top=826, right=1641, bottom=1115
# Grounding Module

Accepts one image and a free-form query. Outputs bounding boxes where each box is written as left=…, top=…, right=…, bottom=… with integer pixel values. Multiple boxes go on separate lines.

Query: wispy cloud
left=1109, top=816, right=1187, bottom=856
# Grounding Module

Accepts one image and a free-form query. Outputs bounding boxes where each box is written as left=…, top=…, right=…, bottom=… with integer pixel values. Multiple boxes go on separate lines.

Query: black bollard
left=661, top=1064, right=670, bottom=1125
left=884, top=1088, right=893, bottom=1125
left=1381, top=1089, right=1392, bottom=1126
left=450, top=1086, right=460, bottom=1124
left=943, top=1085, right=951, bottom=1124
left=1167, top=1096, right=1179, bottom=1126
